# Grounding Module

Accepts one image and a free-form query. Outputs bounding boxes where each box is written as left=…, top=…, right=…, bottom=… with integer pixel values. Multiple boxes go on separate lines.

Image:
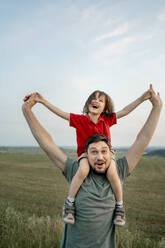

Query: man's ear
left=86, top=151, right=88, bottom=159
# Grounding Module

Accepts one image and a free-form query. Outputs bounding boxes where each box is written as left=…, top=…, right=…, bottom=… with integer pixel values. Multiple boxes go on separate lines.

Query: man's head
left=85, top=134, right=112, bottom=174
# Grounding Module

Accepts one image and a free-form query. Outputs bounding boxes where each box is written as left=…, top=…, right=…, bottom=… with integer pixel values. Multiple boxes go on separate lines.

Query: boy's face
left=87, top=141, right=111, bottom=174
left=88, top=92, right=106, bottom=115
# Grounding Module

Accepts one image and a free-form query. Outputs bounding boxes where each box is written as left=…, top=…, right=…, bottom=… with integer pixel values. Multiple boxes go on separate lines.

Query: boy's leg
left=68, top=157, right=90, bottom=198
left=106, top=156, right=126, bottom=226
left=62, top=157, right=90, bottom=224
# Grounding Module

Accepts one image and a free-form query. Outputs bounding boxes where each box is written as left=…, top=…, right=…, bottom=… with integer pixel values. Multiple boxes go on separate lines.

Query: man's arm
left=125, top=85, right=163, bottom=173
left=22, top=95, right=67, bottom=172
left=116, top=86, right=151, bottom=119
left=24, top=92, right=70, bottom=121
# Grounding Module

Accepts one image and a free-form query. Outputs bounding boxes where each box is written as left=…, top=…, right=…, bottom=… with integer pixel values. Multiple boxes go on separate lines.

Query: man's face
left=87, top=141, right=111, bottom=174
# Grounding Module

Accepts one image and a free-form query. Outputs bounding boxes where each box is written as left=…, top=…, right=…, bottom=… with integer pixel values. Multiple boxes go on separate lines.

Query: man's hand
left=23, top=92, right=46, bottom=104
left=149, top=84, right=163, bottom=109
left=22, top=93, right=38, bottom=112
left=140, top=84, right=163, bottom=108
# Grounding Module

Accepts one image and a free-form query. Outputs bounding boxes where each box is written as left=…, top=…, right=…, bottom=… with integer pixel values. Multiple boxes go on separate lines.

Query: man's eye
left=91, top=151, right=97, bottom=155
left=102, top=150, right=107, bottom=154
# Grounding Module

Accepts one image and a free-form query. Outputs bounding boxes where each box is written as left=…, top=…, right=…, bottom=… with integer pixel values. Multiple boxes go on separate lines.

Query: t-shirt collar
left=86, top=114, right=104, bottom=123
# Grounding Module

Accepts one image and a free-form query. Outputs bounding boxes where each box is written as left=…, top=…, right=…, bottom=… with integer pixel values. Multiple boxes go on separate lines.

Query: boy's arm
left=116, top=86, right=151, bottom=119
left=42, top=99, right=70, bottom=121
left=24, top=92, right=70, bottom=121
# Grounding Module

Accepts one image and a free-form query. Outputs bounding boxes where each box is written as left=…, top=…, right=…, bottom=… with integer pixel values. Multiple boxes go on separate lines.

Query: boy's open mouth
left=92, top=104, right=99, bottom=109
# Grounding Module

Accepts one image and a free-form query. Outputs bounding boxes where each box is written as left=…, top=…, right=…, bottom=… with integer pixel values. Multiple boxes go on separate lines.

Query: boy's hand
left=22, top=93, right=37, bottom=111
left=23, top=92, right=45, bottom=104
left=140, top=84, right=153, bottom=102
left=34, top=92, right=46, bottom=104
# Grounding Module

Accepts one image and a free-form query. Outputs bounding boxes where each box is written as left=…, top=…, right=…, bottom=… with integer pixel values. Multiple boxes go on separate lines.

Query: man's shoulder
left=116, top=156, right=130, bottom=182
left=63, top=157, right=79, bottom=183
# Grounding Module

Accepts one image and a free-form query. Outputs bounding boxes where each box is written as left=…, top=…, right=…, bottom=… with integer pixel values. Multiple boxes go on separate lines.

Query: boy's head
left=85, top=134, right=112, bottom=174
left=83, top=90, right=114, bottom=115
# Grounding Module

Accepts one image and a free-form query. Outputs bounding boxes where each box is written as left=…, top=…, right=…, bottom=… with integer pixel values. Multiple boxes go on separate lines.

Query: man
left=22, top=85, right=162, bottom=248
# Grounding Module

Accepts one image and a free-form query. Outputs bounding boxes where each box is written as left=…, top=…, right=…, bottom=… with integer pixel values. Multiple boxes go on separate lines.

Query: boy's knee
left=80, top=166, right=89, bottom=179
left=78, top=161, right=90, bottom=179
left=106, top=163, right=117, bottom=179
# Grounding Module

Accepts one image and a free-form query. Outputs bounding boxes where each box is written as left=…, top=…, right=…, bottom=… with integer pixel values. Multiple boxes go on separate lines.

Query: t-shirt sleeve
left=116, top=156, right=130, bottom=183
left=105, top=113, right=117, bottom=127
left=63, top=157, right=78, bottom=184
left=70, top=113, right=82, bottom=128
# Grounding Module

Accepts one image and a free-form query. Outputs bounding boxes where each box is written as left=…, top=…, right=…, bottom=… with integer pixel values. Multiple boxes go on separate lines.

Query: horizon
left=1, top=145, right=165, bottom=149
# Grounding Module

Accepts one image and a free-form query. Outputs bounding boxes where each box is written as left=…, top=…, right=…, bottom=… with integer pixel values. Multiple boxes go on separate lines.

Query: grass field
left=0, top=149, right=165, bottom=247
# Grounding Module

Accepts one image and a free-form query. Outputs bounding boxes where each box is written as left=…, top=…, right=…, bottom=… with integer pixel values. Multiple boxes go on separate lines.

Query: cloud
left=158, top=9, right=165, bottom=21
left=94, top=31, right=154, bottom=64
left=95, top=23, right=133, bottom=42
left=0, top=2, right=120, bottom=53
left=95, top=36, right=135, bottom=59
left=81, top=2, right=103, bottom=21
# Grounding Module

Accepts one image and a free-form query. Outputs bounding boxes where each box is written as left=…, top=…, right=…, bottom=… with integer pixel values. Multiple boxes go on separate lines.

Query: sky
left=0, top=0, right=165, bottom=148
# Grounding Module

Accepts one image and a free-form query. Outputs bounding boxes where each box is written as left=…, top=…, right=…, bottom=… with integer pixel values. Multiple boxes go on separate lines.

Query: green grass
left=0, top=204, right=63, bottom=248
left=0, top=153, right=68, bottom=216
left=0, top=151, right=165, bottom=247
left=124, top=157, right=165, bottom=239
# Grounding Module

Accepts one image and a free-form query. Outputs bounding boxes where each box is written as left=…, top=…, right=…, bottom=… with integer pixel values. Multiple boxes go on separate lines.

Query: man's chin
left=92, top=167, right=107, bottom=174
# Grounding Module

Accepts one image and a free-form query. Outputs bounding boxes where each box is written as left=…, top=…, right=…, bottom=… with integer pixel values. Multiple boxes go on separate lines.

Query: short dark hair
left=85, top=134, right=111, bottom=152
left=83, top=90, right=114, bottom=116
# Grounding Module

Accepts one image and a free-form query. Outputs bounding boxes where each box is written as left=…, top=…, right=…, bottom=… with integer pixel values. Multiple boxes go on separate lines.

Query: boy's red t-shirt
left=70, top=113, right=117, bottom=156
